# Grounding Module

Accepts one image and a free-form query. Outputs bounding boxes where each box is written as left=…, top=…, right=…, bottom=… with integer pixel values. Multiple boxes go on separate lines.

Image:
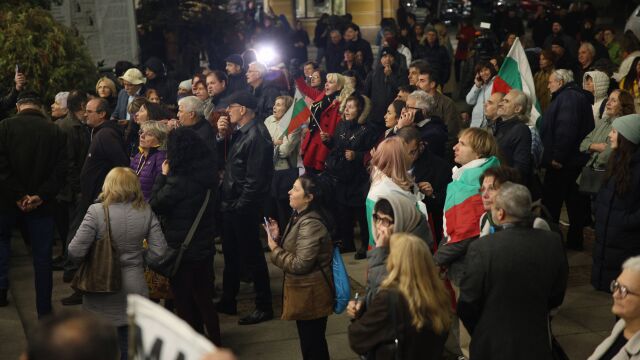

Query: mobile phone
left=15, top=64, right=20, bottom=73
left=263, top=217, right=271, bottom=238
left=354, top=292, right=360, bottom=302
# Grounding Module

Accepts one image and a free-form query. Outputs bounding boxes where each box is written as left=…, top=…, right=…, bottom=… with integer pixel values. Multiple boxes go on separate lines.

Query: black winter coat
left=324, top=120, right=376, bottom=206
left=55, top=113, right=91, bottom=202
left=412, top=148, right=450, bottom=244
left=186, top=119, right=218, bottom=164
left=364, top=64, right=408, bottom=133
left=349, top=289, right=448, bottom=360
left=227, top=73, right=250, bottom=95
left=80, top=120, right=129, bottom=203
left=416, top=116, right=448, bottom=159
left=540, top=82, right=594, bottom=169
left=150, top=156, right=217, bottom=263
left=493, top=117, right=532, bottom=185
left=458, top=226, right=568, bottom=360
left=0, top=109, right=66, bottom=215
left=325, top=40, right=346, bottom=73
left=218, top=119, right=274, bottom=212
left=251, top=82, right=281, bottom=123
left=414, top=40, right=451, bottom=85
left=592, top=150, right=640, bottom=291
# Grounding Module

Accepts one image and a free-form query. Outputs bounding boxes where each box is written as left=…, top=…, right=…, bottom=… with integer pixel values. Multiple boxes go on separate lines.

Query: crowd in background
left=4, top=1, right=640, bottom=360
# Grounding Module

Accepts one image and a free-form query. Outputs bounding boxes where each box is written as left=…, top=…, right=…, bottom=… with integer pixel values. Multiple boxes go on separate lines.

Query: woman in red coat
left=300, top=73, right=349, bottom=173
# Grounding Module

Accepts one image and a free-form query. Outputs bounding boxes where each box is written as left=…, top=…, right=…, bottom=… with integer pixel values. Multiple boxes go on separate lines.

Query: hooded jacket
left=365, top=192, right=433, bottom=307
left=415, top=38, right=451, bottom=85
left=584, top=70, right=610, bottom=125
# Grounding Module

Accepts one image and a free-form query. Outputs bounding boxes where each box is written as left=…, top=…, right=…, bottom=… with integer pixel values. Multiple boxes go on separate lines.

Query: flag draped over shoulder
left=443, top=156, right=500, bottom=244
left=279, top=87, right=311, bottom=137
left=492, top=37, right=541, bottom=126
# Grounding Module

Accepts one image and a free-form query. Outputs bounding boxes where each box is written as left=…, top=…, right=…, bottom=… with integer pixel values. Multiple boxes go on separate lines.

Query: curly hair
left=166, top=127, right=211, bottom=175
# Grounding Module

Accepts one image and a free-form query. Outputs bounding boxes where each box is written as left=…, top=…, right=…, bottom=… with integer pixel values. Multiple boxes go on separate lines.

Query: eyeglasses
left=372, top=213, right=394, bottom=227
left=404, top=106, right=421, bottom=111
left=610, top=280, right=640, bottom=298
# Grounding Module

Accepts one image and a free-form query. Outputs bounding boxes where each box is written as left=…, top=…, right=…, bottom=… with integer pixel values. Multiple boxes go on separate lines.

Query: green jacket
left=579, top=116, right=613, bottom=169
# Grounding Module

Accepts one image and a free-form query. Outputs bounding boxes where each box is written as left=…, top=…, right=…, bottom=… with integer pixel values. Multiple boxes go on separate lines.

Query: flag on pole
left=492, top=37, right=541, bottom=126
left=279, top=87, right=312, bottom=137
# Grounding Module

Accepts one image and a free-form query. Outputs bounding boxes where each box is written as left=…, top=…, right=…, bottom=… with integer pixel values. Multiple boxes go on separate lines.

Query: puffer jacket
left=150, top=156, right=217, bottom=264
left=540, top=82, right=595, bottom=169
left=130, top=148, right=166, bottom=202
left=270, top=210, right=334, bottom=321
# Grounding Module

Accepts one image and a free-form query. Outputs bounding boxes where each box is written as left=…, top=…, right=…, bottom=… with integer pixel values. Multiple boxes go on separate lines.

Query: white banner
left=127, top=294, right=216, bottom=360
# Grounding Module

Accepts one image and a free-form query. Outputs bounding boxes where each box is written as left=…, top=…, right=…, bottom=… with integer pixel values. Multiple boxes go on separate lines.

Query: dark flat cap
left=225, top=91, right=258, bottom=110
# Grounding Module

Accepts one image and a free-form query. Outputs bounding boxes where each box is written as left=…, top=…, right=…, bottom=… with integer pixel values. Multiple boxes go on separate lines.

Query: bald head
left=484, top=92, right=505, bottom=121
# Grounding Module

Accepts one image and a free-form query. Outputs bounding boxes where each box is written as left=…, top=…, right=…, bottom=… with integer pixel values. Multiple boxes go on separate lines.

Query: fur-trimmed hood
left=357, top=95, right=372, bottom=125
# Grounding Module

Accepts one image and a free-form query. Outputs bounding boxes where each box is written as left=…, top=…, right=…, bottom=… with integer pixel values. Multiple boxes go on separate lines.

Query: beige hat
left=119, top=68, right=146, bottom=85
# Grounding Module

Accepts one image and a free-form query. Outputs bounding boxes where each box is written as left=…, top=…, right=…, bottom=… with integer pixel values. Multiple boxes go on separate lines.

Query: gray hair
left=623, top=256, right=640, bottom=272
left=508, top=89, right=531, bottom=116
left=553, top=69, right=574, bottom=85
left=140, top=121, right=169, bottom=150
left=248, top=61, right=267, bottom=78
left=494, top=182, right=532, bottom=221
left=178, top=96, right=204, bottom=118
left=580, top=42, right=596, bottom=57
left=408, top=90, right=435, bottom=113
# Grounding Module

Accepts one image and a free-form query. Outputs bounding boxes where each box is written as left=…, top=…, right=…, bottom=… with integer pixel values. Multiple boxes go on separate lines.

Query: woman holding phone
left=466, top=60, right=498, bottom=129
left=264, top=174, right=334, bottom=360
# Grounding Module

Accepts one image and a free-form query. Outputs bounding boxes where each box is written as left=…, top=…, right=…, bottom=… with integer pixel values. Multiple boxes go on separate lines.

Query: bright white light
left=256, top=45, right=277, bottom=65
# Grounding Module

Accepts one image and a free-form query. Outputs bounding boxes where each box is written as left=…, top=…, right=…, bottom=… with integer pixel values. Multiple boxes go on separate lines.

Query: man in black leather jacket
left=215, top=91, right=275, bottom=325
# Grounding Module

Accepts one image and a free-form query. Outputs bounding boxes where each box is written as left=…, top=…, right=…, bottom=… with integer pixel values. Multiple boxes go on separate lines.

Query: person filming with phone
left=263, top=174, right=334, bottom=360
left=1, top=66, right=27, bottom=119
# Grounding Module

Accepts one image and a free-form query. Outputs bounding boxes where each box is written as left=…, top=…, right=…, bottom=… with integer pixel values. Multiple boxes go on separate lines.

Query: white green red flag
left=279, top=87, right=312, bottom=137
left=492, top=37, right=541, bottom=126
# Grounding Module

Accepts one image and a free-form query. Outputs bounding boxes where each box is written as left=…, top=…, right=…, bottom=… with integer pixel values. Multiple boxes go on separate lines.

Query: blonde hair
left=458, top=128, right=498, bottom=159
left=275, top=95, right=294, bottom=112
left=140, top=121, right=169, bottom=150
left=370, top=137, right=413, bottom=191
left=381, top=233, right=452, bottom=333
left=96, top=77, right=117, bottom=98
left=98, top=167, right=147, bottom=209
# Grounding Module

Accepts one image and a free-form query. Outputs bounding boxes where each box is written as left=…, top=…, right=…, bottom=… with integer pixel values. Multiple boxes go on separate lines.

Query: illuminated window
left=296, top=0, right=345, bottom=19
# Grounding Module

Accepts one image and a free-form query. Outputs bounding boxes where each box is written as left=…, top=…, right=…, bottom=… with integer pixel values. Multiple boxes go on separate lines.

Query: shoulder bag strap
left=172, top=189, right=212, bottom=270
left=102, top=204, right=117, bottom=252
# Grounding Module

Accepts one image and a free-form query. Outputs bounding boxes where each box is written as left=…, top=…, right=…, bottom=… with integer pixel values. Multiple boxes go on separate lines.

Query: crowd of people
left=3, top=1, right=640, bottom=359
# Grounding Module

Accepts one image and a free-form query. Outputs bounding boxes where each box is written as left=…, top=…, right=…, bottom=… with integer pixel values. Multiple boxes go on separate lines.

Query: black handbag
left=148, top=189, right=211, bottom=278
left=578, top=166, right=606, bottom=194
left=71, top=205, right=122, bottom=293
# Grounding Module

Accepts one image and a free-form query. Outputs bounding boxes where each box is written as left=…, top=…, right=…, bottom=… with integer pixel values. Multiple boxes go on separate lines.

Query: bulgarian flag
left=279, top=87, right=311, bottom=137
left=492, top=37, right=541, bottom=127
left=443, top=156, right=500, bottom=244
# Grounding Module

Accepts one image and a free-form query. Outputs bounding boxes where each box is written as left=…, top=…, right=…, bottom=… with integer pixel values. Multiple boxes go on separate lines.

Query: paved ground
left=0, top=224, right=617, bottom=360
